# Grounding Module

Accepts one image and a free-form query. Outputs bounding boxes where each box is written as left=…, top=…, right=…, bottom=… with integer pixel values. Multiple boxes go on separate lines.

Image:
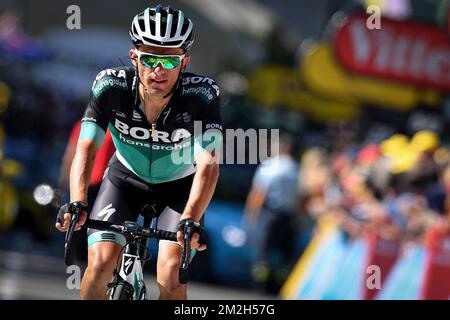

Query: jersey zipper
left=148, top=107, right=164, bottom=181
left=141, top=86, right=177, bottom=181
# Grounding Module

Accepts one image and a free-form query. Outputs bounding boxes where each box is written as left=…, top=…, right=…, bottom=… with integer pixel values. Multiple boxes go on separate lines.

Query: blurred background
left=0, top=0, right=449, bottom=300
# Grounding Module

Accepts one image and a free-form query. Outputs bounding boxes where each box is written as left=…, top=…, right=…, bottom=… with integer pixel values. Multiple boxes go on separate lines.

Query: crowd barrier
left=281, top=216, right=450, bottom=300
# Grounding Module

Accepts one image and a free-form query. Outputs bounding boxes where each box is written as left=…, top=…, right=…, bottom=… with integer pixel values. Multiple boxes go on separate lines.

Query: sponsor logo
left=97, top=203, right=116, bottom=221
left=82, top=116, right=97, bottom=123
left=124, top=256, right=136, bottom=276
left=118, top=133, right=192, bottom=150
left=92, top=77, right=127, bottom=97
left=182, top=85, right=216, bottom=102
left=132, top=110, right=143, bottom=121
left=182, top=112, right=191, bottom=123
left=182, top=76, right=220, bottom=97
left=334, top=14, right=450, bottom=91
left=96, top=69, right=126, bottom=81
left=114, top=118, right=191, bottom=143
left=206, top=123, right=222, bottom=130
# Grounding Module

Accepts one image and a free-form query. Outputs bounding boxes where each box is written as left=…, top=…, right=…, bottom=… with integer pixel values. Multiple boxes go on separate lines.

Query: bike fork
left=108, top=242, right=146, bottom=300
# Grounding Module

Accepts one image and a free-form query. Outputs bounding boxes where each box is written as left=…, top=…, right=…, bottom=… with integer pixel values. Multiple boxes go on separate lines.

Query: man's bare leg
left=157, top=242, right=187, bottom=300
left=80, top=242, right=123, bottom=300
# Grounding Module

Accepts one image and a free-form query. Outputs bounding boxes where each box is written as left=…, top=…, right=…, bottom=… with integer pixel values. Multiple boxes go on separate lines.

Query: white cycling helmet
left=130, top=5, right=194, bottom=53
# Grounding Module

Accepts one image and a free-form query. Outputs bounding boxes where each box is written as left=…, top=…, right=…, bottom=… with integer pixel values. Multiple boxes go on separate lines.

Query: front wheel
left=179, top=268, right=189, bottom=284
left=138, top=285, right=147, bottom=300
left=108, top=281, right=134, bottom=300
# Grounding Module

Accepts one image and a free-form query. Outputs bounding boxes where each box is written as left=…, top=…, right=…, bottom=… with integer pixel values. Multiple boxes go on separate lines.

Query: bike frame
left=114, top=240, right=147, bottom=300
left=63, top=210, right=197, bottom=300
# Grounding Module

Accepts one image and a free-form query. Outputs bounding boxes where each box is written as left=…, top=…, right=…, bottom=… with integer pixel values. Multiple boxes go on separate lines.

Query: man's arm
left=178, top=150, right=220, bottom=250
left=55, top=139, right=99, bottom=232
left=181, top=150, right=219, bottom=221
left=70, top=139, right=100, bottom=204
left=179, top=77, right=222, bottom=249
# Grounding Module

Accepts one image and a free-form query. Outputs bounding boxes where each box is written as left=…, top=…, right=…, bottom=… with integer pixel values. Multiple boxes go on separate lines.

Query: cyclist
left=55, top=5, right=222, bottom=300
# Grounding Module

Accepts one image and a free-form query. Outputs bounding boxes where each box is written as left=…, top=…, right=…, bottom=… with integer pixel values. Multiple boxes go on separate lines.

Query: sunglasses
left=134, top=50, right=185, bottom=70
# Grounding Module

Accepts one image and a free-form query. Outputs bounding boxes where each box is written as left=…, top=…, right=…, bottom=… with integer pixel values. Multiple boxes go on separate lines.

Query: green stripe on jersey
left=79, top=121, right=106, bottom=147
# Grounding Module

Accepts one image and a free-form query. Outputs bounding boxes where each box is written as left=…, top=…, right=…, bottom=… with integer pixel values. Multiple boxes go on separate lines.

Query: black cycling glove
left=177, top=218, right=207, bottom=246
left=56, top=202, right=88, bottom=225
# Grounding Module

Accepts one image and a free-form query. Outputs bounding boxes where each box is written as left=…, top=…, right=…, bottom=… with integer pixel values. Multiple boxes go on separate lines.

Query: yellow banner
left=301, top=43, right=441, bottom=111
left=0, top=81, right=11, bottom=114
left=280, top=215, right=339, bottom=299
left=247, top=66, right=360, bottom=122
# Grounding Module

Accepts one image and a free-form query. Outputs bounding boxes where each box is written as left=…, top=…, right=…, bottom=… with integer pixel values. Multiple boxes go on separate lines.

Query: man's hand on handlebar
left=177, top=231, right=207, bottom=251
left=176, top=218, right=207, bottom=252
left=55, top=202, right=88, bottom=232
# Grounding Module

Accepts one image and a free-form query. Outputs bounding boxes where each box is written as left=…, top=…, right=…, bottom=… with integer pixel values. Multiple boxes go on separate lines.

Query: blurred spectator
left=301, top=129, right=448, bottom=248
left=244, top=133, right=300, bottom=293
left=58, top=119, right=115, bottom=192
left=0, top=9, right=47, bottom=61
left=58, top=119, right=115, bottom=263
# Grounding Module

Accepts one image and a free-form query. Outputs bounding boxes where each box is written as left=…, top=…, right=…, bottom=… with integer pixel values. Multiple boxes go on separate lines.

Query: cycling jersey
left=80, top=66, right=223, bottom=184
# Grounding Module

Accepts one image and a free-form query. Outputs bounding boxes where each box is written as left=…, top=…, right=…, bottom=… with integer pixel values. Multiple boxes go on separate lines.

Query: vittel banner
left=334, top=14, right=450, bottom=92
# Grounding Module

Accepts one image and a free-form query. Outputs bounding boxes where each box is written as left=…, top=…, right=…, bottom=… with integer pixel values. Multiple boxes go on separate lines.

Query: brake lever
left=181, top=224, right=193, bottom=270
left=65, top=212, right=79, bottom=248
left=179, top=222, right=193, bottom=284
left=64, top=204, right=83, bottom=266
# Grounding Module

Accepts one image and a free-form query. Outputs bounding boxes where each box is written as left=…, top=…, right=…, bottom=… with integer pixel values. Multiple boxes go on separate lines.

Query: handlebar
left=64, top=218, right=178, bottom=260
left=63, top=206, right=196, bottom=285
left=64, top=210, right=193, bottom=284
left=82, top=219, right=178, bottom=241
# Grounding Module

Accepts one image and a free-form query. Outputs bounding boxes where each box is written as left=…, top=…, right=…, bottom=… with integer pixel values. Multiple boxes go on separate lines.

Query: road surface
left=0, top=250, right=278, bottom=300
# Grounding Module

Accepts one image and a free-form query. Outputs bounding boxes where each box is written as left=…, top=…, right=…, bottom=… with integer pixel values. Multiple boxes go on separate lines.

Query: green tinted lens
left=140, top=55, right=158, bottom=68
left=161, top=56, right=182, bottom=69
left=140, top=55, right=182, bottom=69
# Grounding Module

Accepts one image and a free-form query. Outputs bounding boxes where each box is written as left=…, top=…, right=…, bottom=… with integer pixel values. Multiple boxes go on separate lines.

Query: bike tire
left=179, top=268, right=189, bottom=284
left=108, top=282, right=134, bottom=300
left=64, top=236, right=75, bottom=266
left=138, top=285, right=147, bottom=300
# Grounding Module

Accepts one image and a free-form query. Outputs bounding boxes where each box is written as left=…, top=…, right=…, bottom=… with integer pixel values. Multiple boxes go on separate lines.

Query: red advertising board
left=420, top=221, right=450, bottom=300
left=362, top=229, right=400, bottom=300
left=334, top=14, right=450, bottom=92
left=447, top=9, right=450, bottom=38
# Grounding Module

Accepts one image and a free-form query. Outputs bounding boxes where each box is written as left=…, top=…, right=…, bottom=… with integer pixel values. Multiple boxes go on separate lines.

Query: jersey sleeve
left=192, top=82, right=223, bottom=156
left=79, top=70, right=117, bottom=146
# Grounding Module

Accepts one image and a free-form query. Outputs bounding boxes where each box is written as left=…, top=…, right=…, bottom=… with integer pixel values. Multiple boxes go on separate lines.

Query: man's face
left=129, top=44, right=190, bottom=97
